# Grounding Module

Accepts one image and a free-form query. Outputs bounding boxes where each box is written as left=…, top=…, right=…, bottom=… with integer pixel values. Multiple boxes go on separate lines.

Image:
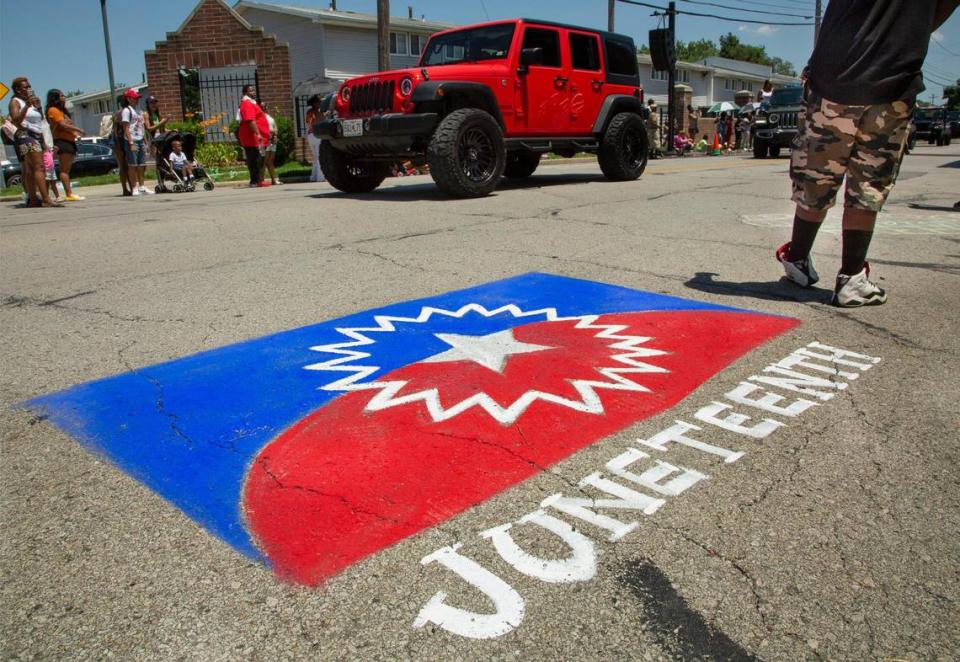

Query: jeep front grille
left=781, top=111, right=799, bottom=128
left=349, top=81, right=396, bottom=114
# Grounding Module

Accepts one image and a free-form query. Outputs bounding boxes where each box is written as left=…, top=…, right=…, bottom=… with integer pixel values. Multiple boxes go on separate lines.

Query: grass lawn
left=2, top=161, right=313, bottom=199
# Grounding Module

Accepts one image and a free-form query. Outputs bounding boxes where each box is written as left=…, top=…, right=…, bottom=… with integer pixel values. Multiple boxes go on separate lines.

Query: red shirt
left=238, top=97, right=267, bottom=148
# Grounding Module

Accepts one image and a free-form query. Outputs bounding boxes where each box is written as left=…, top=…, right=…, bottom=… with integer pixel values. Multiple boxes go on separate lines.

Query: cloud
left=739, top=24, right=779, bottom=36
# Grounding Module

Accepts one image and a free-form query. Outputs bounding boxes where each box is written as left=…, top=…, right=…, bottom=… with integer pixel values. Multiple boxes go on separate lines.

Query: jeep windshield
left=770, top=87, right=802, bottom=106
left=914, top=108, right=941, bottom=121
left=420, top=24, right=516, bottom=66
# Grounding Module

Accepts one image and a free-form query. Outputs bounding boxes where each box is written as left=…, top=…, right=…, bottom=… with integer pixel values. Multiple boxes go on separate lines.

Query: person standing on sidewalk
left=238, top=85, right=269, bottom=188
left=304, top=95, right=326, bottom=183
left=776, top=0, right=959, bottom=307
left=46, top=89, right=85, bottom=201
left=120, top=88, right=152, bottom=195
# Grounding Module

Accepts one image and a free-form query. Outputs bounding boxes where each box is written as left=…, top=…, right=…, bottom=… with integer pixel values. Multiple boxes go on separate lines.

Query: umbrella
left=706, top=101, right=738, bottom=115
left=738, top=102, right=762, bottom=115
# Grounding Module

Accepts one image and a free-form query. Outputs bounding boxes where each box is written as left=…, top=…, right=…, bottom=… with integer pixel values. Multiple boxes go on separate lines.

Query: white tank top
left=12, top=97, right=43, bottom=135
left=761, top=89, right=773, bottom=103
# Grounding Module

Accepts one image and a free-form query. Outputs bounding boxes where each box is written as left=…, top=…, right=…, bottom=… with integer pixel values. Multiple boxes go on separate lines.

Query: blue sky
left=2, top=0, right=958, bottom=104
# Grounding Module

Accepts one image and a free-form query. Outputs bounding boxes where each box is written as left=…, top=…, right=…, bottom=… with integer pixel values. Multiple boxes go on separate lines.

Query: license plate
left=341, top=119, right=363, bottom=138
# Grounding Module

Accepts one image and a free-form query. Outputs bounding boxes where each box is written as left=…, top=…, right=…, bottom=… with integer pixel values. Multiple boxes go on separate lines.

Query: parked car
left=2, top=142, right=117, bottom=187
left=313, top=18, right=649, bottom=197
left=912, top=107, right=952, bottom=146
left=752, top=84, right=803, bottom=159
left=948, top=111, right=960, bottom=139
left=78, top=136, right=110, bottom=146
left=67, top=141, right=119, bottom=177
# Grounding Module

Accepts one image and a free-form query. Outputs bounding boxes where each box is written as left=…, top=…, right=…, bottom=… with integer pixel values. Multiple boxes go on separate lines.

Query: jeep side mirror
left=518, top=47, right=544, bottom=75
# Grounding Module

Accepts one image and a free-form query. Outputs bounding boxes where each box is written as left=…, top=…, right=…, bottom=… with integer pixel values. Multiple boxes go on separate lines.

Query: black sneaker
left=776, top=241, right=820, bottom=287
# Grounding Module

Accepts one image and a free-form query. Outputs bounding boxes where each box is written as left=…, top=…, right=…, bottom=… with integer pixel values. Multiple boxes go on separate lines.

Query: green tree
left=718, top=33, right=768, bottom=64
left=677, top=38, right=719, bottom=62
left=944, top=80, right=960, bottom=110
left=65, top=89, right=84, bottom=97
left=769, top=57, right=797, bottom=77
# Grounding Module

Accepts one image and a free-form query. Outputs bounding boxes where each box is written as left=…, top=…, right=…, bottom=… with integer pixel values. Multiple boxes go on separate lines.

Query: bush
left=166, top=120, right=205, bottom=143
left=195, top=143, right=241, bottom=167
left=274, top=115, right=296, bottom=166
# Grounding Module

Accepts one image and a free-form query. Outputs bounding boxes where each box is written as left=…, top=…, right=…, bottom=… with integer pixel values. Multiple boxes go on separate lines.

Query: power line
left=933, top=39, right=960, bottom=57
left=924, top=70, right=955, bottom=87
left=616, top=0, right=815, bottom=25
left=679, top=0, right=812, bottom=19
left=720, top=0, right=818, bottom=10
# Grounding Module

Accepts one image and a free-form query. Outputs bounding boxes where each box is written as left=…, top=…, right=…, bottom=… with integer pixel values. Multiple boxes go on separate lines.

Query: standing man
left=777, top=0, right=959, bottom=307
left=238, top=84, right=269, bottom=188
left=121, top=88, right=153, bottom=195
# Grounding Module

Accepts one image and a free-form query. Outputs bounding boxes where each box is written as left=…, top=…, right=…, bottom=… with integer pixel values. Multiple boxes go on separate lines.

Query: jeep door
left=515, top=25, right=569, bottom=135
left=565, top=30, right=605, bottom=135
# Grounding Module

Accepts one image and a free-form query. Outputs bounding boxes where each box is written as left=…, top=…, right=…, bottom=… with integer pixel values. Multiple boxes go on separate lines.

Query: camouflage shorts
left=790, top=88, right=913, bottom=213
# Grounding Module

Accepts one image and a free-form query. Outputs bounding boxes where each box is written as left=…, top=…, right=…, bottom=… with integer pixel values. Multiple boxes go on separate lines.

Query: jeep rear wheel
left=428, top=108, right=506, bottom=198
left=319, top=142, right=389, bottom=194
left=504, top=150, right=540, bottom=179
left=769, top=146, right=782, bottom=158
left=597, top=112, right=648, bottom=181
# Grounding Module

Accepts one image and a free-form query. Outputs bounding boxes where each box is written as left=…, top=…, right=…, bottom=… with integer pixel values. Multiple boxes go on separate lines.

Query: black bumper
left=754, top=126, right=797, bottom=148
left=314, top=113, right=438, bottom=145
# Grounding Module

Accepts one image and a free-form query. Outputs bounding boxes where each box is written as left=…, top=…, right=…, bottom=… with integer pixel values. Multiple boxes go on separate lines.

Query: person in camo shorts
left=777, top=0, right=959, bottom=307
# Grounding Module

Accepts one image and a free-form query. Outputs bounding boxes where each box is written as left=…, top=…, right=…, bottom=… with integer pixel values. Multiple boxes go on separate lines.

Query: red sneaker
left=257, top=181, right=272, bottom=188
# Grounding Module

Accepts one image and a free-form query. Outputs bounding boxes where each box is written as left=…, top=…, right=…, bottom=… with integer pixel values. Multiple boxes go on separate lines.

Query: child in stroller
left=153, top=130, right=214, bottom=193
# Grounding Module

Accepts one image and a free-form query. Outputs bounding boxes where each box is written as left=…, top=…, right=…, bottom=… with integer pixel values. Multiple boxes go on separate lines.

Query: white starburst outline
left=303, top=304, right=669, bottom=425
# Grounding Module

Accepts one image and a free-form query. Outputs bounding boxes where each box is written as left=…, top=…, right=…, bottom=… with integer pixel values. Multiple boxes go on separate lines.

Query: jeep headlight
left=399, top=77, right=414, bottom=96
left=340, top=85, right=351, bottom=102
left=768, top=113, right=779, bottom=125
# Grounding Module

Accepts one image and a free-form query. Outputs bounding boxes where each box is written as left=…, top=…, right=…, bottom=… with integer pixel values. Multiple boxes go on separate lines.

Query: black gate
left=196, top=69, right=260, bottom=143
left=294, top=95, right=312, bottom=138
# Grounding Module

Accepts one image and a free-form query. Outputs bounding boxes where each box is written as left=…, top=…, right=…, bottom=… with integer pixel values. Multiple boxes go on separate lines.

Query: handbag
left=1, top=119, right=16, bottom=146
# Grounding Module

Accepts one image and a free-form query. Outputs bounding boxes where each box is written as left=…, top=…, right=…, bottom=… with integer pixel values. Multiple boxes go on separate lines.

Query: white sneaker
left=832, top=264, right=887, bottom=307
left=131, top=187, right=141, bottom=196
left=140, top=186, right=154, bottom=195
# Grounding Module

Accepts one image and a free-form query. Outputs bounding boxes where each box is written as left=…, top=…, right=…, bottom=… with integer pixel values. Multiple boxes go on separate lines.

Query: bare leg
left=26, top=152, right=52, bottom=204
left=266, top=152, right=277, bottom=183
left=20, top=154, right=38, bottom=204
left=59, top=152, right=75, bottom=197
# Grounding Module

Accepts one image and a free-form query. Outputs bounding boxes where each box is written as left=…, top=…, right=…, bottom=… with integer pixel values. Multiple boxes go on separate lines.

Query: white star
left=421, top=329, right=554, bottom=373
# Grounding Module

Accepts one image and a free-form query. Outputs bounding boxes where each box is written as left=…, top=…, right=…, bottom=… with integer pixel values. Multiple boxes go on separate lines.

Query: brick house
left=144, top=0, right=293, bottom=140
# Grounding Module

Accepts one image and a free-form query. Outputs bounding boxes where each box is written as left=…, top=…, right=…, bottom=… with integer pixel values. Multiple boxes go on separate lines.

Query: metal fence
left=294, top=95, right=313, bottom=138
left=196, top=70, right=259, bottom=143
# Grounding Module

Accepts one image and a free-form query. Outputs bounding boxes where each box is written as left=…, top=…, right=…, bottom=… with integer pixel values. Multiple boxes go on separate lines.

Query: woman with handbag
left=6, top=77, right=59, bottom=207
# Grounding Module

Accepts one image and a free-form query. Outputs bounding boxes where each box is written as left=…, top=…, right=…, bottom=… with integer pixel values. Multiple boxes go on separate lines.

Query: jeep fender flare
left=593, top=95, right=646, bottom=136
left=411, top=81, right=506, bottom=130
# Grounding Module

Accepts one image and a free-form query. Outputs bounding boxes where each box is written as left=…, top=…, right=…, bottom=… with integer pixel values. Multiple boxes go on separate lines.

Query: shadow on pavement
left=684, top=271, right=831, bottom=304
left=308, top=173, right=610, bottom=201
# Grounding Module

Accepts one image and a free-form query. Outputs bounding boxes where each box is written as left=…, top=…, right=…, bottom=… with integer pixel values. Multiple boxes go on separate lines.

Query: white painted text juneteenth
left=410, top=342, right=882, bottom=639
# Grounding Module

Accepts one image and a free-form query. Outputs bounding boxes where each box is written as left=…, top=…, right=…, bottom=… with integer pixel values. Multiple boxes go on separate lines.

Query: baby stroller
left=153, top=130, right=215, bottom=193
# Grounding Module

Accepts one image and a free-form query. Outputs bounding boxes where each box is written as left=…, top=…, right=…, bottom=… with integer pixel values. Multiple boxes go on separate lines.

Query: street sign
left=0, top=81, right=9, bottom=101
left=25, top=273, right=798, bottom=585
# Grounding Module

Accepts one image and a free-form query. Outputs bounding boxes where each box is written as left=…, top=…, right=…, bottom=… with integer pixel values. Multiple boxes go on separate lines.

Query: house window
left=390, top=32, right=408, bottom=56
left=747, top=81, right=754, bottom=91
left=410, top=34, right=424, bottom=56
left=652, top=69, right=689, bottom=83
left=652, top=69, right=668, bottom=81
left=678, top=69, right=690, bottom=83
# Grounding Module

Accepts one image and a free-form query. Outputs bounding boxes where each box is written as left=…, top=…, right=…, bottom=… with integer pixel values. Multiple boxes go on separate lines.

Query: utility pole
left=667, top=1, right=676, bottom=154
left=377, top=0, right=390, bottom=71
left=608, top=0, right=615, bottom=32
left=100, top=0, right=119, bottom=111
left=814, top=0, right=822, bottom=45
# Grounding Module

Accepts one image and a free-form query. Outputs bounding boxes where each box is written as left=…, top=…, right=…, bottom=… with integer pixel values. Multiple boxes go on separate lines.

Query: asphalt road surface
left=2, top=146, right=958, bottom=661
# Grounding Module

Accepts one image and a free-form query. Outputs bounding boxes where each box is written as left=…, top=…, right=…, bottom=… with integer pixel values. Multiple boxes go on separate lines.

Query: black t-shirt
left=807, top=0, right=938, bottom=105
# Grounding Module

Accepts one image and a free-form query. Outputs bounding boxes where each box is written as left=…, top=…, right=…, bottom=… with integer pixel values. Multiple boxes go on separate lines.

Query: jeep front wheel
left=753, top=140, right=769, bottom=159
left=319, top=142, right=389, bottom=194
left=427, top=108, right=506, bottom=198
left=504, top=150, right=540, bottom=179
left=597, top=112, right=648, bottom=181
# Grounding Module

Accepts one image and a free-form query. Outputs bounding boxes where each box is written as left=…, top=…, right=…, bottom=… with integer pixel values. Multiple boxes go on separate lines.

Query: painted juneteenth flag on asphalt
left=27, top=273, right=798, bottom=585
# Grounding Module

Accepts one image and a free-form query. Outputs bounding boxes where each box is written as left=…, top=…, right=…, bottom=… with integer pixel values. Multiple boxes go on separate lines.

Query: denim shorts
left=124, top=139, right=147, bottom=166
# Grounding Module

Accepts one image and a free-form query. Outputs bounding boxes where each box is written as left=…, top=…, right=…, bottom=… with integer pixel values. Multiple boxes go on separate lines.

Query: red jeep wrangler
left=313, top=18, right=649, bottom=198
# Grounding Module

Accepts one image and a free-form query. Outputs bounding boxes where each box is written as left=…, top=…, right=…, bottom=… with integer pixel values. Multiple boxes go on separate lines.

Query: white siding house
left=234, top=2, right=451, bottom=88
left=64, top=84, right=151, bottom=137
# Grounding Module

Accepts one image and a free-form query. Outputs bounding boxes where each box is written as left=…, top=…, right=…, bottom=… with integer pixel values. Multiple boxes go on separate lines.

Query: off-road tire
left=427, top=108, right=506, bottom=198
left=597, top=112, right=648, bottom=181
left=769, top=146, right=782, bottom=158
left=504, top=150, right=540, bottom=179
left=753, top=140, right=768, bottom=159
left=319, top=141, right=389, bottom=194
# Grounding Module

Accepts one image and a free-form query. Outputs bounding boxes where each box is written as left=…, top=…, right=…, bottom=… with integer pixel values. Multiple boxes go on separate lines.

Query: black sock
left=840, top=229, right=873, bottom=276
left=787, top=215, right=822, bottom=262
